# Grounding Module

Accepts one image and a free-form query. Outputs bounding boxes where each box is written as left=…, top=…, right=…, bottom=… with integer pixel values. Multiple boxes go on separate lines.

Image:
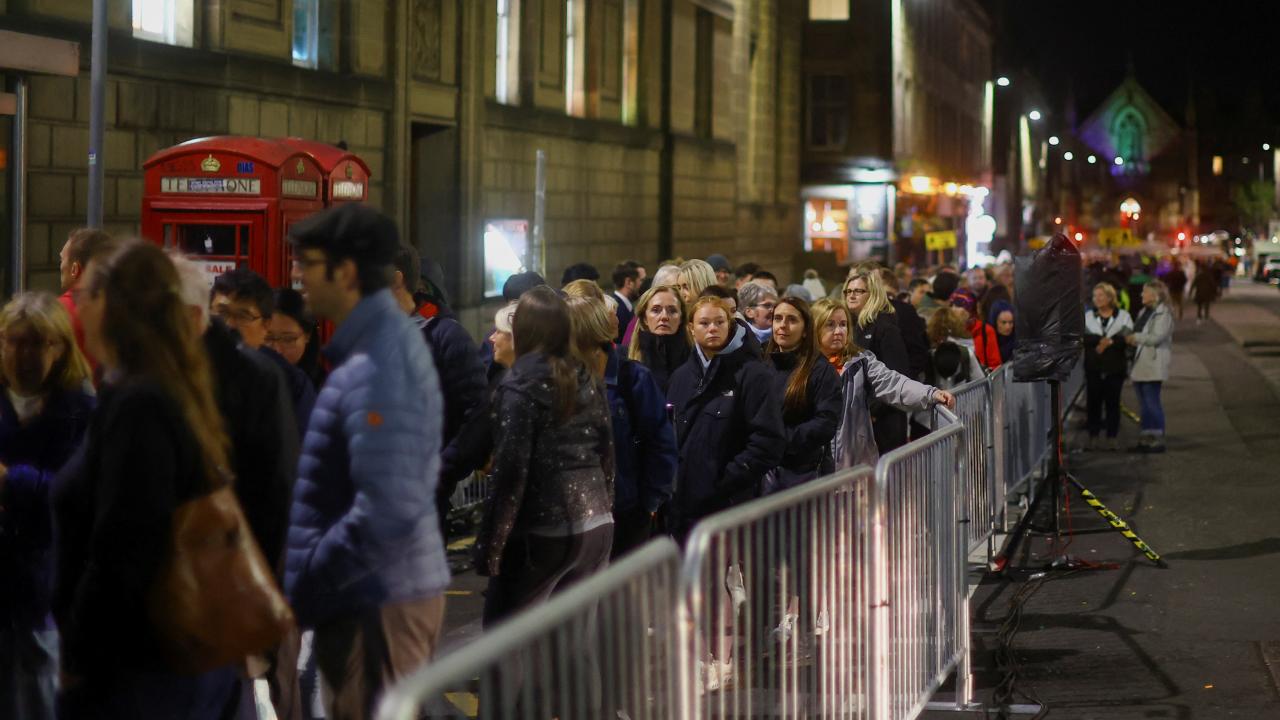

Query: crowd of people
left=1, top=206, right=1222, bottom=718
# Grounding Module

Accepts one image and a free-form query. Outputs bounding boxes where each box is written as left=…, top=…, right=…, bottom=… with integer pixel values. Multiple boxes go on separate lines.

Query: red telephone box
left=142, top=136, right=329, bottom=288
left=277, top=138, right=371, bottom=206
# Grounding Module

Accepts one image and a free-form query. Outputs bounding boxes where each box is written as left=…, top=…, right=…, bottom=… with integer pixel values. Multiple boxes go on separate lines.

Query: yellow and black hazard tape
left=1070, top=477, right=1168, bottom=568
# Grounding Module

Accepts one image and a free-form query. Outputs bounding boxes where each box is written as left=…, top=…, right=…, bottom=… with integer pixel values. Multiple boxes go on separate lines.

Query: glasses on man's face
left=265, top=333, right=304, bottom=346
left=213, top=307, right=263, bottom=325
left=751, top=302, right=777, bottom=311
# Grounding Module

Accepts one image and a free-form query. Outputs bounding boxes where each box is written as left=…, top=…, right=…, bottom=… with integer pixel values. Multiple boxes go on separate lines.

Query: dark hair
left=272, top=288, right=322, bottom=381
left=512, top=286, right=579, bottom=424
left=64, top=227, right=116, bottom=269
left=699, top=284, right=736, bottom=303
left=561, top=262, right=600, bottom=286
left=931, top=270, right=961, bottom=301
left=393, top=243, right=422, bottom=293
left=612, top=261, right=641, bottom=291
left=877, top=267, right=900, bottom=292
left=735, top=262, right=761, bottom=279
left=752, top=270, right=778, bottom=284
left=908, top=278, right=931, bottom=291
left=290, top=204, right=399, bottom=296
left=765, top=296, right=819, bottom=417
left=211, top=267, right=274, bottom=318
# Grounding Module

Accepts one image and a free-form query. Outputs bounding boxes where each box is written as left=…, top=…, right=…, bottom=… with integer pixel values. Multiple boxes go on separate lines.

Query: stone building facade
left=1, top=0, right=802, bottom=331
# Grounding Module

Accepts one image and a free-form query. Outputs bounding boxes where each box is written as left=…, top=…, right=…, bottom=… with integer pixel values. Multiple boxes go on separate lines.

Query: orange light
left=1054, top=216, right=1063, bottom=225
left=1177, top=232, right=1187, bottom=241
left=909, top=176, right=933, bottom=194
left=1074, top=232, right=1083, bottom=242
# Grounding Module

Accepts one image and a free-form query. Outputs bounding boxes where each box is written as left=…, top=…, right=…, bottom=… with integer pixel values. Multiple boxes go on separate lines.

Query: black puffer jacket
left=858, top=311, right=910, bottom=453
left=889, top=298, right=930, bottom=380
left=768, top=350, right=843, bottom=474
left=474, top=352, right=614, bottom=575
left=667, top=325, right=785, bottom=533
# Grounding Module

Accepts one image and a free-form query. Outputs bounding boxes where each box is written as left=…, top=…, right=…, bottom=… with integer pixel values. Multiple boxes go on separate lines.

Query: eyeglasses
left=844, top=288, right=869, bottom=297
left=750, top=302, right=777, bottom=311
left=213, top=307, right=263, bottom=324
left=265, top=333, right=304, bottom=346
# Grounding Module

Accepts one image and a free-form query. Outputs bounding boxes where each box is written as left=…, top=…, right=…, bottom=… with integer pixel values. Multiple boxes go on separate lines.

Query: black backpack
left=929, top=341, right=971, bottom=385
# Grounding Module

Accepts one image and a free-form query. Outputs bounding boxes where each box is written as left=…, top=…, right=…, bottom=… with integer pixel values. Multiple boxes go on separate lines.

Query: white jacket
left=832, top=351, right=939, bottom=470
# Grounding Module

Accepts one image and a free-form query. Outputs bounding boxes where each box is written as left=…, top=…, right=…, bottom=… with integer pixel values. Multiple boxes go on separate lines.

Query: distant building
left=800, top=0, right=994, bottom=267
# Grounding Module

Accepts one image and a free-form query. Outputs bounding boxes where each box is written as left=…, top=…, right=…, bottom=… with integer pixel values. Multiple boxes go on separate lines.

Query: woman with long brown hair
left=844, top=269, right=912, bottom=452
left=764, top=296, right=842, bottom=491
left=52, top=242, right=240, bottom=718
left=474, top=286, right=616, bottom=623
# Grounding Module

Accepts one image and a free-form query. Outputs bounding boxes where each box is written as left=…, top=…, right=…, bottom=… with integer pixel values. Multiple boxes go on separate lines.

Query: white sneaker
left=725, top=565, right=747, bottom=610
left=771, top=613, right=798, bottom=643
left=814, top=610, right=830, bottom=637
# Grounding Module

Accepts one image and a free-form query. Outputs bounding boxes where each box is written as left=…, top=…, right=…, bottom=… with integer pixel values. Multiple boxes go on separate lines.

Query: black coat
left=667, top=326, right=785, bottom=531
left=204, top=319, right=299, bottom=573
left=52, top=380, right=211, bottom=677
left=858, top=311, right=911, bottom=452
left=768, top=350, right=843, bottom=474
left=416, top=314, right=488, bottom=496
left=635, top=330, right=692, bottom=394
left=889, top=298, right=930, bottom=381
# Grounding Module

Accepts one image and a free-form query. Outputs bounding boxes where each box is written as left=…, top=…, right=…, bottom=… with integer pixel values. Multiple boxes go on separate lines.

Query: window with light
left=293, top=0, right=320, bottom=69
left=132, top=0, right=194, bottom=47
left=809, top=0, right=850, bottom=21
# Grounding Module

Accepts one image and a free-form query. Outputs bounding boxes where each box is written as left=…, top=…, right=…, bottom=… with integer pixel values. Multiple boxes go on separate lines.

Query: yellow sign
left=1027, top=235, right=1050, bottom=250
left=925, top=230, right=957, bottom=251
left=1098, top=227, right=1137, bottom=247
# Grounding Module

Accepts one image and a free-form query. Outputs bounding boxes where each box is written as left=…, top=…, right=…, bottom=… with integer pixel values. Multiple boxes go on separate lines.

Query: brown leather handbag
left=148, top=481, right=296, bottom=673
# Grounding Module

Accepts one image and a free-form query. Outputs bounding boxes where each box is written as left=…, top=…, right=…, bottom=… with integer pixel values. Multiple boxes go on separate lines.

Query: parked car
left=1265, top=257, right=1280, bottom=284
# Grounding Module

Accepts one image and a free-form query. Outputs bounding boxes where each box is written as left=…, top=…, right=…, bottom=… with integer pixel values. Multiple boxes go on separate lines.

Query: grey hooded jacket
left=832, top=351, right=940, bottom=470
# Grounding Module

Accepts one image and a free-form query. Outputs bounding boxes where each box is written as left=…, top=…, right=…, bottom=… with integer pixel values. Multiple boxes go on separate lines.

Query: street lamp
left=996, top=76, right=1010, bottom=87
left=1265, top=143, right=1272, bottom=151
left=1087, top=155, right=1097, bottom=164
left=1028, top=110, right=1042, bottom=121
left=1064, top=151, right=1074, bottom=161
left=1049, top=136, right=1060, bottom=145
left=1114, top=156, right=1124, bottom=166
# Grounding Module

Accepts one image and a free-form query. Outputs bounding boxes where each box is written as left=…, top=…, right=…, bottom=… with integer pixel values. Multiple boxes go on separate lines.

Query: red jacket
left=968, top=318, right=1002, bottom=369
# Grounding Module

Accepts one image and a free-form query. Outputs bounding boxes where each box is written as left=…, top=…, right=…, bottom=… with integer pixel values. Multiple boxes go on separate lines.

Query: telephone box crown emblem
left=201, top=154, right=221, bottom=172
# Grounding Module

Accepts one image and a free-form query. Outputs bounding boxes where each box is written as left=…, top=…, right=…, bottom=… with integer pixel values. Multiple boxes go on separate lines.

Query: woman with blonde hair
left=52, top=243, right=244, bottom=718
left=566, top=294, right=676, bottom=557
left=844, top=267, right=911, bottom=452
left=1084, top=281, right=1133, bottom=450
left=677, top=259, right=718, bottom=305
left=627, top=284, right=690, bottom=393
left=1125, top=279, right=1174, bottom=453
left=0, top=293, right=95, bottom=720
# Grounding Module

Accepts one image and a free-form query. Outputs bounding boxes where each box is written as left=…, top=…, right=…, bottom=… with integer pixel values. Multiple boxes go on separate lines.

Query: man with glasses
left=739, top=280, right=779, bottom=344
left=212, top=267, right=316, bottom=432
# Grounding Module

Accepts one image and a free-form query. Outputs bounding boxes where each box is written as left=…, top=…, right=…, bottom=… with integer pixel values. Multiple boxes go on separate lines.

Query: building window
left=565, top=0, right=587, bottom=116
left=807, top=74, right=848, bottom=150
left=293, top=0, right=319, bottom=69
left=1212, top=155, right=1224, bottom=176
left=809, top=0, right=849, bottom=21
left=132, top=0, right=194, bottom=47
left=694, top=9, right=713, bottom=138
left=496, top=0, right=521, bottom=104
left=621, top=0, right=640, bottom=125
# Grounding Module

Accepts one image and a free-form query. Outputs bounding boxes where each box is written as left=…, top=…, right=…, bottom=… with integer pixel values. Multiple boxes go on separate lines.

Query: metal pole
left=531, top=148, right=546, bottom=276
left=87, top=0, right=107, bottom=227
left=9, top=76, right=27, bottom=294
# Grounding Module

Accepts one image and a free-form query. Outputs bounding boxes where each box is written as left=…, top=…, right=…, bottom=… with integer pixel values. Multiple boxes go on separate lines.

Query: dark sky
left=986, top=1, right=1280, bottom=154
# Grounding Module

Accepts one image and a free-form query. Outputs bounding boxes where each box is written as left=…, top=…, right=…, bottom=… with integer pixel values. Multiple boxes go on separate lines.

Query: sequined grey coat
left=832, top=352, right=940, bottom=470
left=475, top=352, right=615, bottom=576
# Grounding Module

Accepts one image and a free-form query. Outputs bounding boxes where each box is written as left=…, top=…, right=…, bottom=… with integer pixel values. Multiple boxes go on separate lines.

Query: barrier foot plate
left=923, top=700, right=1042, bottom=716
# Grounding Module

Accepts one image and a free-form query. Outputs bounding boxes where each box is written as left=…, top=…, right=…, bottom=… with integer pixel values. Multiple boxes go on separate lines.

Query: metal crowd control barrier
left=873, top=407, right=969, bottom=720
left=947, top=378, right=998, bottom=555
left=449, top=472, right=489, bottom=511
left=377, top=539, right=684, bottom=720
left=680, top=466, right=878, bottom=719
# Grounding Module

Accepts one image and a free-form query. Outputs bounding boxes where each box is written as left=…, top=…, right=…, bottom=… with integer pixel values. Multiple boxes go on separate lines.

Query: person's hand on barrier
left=933, top=390, right=956, bottom=410
left=1124, top=334, right=1138, bottom=346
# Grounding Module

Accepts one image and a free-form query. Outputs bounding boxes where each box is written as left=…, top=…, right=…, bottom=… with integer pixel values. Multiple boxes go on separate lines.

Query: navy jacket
left=606, top=350, right=677, bottom=514
left=285, top=290, right=450, bottom=627
left=0, top=387, right=94, bottom=630
left=414, top=313, right=487, bottom=494
left=667, top=325, right=785, bottom=532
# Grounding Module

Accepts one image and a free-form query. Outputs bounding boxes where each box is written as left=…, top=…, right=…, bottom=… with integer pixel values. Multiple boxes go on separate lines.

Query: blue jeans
left=1133, top=381, right=1165, bottom=435
left=0, top=627, right=58, bottom=720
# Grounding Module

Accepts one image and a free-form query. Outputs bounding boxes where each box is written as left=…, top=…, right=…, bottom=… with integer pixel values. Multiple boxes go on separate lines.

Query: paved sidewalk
left=940, top=302, right=1280, bottom=719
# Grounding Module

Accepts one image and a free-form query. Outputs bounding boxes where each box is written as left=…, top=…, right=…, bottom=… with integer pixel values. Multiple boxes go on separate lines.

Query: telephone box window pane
left=179, top=225, right=238, bottom=257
